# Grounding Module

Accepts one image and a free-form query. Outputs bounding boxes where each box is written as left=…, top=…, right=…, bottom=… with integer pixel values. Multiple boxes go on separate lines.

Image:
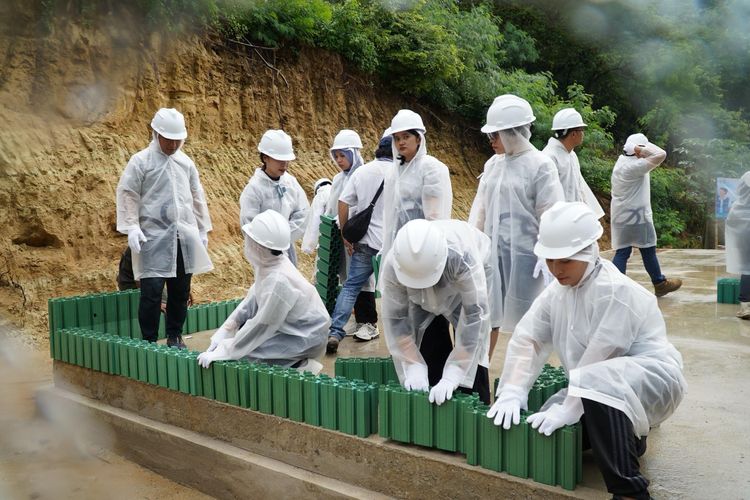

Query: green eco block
left=103, top=293, right=118, bottom=336
left=82, top=334, right=94, bottom=369
left=556, top=425, right=578, bottom=491
left=479, top=405, right=502, bottom=472
left=258, top=368, right=273, bottom=414
left=196, top=305, right=207, bottom=332
left=156, top=348, right=169, bottom=387
left=337, top=384, right=356, bottom=435
left=718, top=277, right=741, bottom=304
left=464, top=409, right=480, bottom=466
left=434, top=397, right=457, bottom=452
left=186, top=307, right=198, bottom=334
left=384, top=359, right=399, bottom=385
left=90, top=336, right=101, bottom=371
left=320, top=380, right=338, bottom=430
left=127, top=342, right=139, bottom=380
left=303, top=377, right=321, bottom=426
left=74, top=333, right=85, bottom=367
left=411, top=391, right=433, bottom=447
left=134, top=346, right=147, bottom=382
left=272, top=371, right=289, bottom=417
left=334, top=358, right=346, bottom=378
left=146, top=346, right=158, bottom=385
left=378, top=385, right=391, bottom=438
left=212, top=362, right=227, bottom=402
left=116, top=340, right=129, bottom=377
left=98, top=336, right=111, bottom=373
left=368, top=384, right=379, bottom=435
left=348, top=360, right=364, bottom=382
left=315, top=270, right=338, bottom=288
left=187, top=353, right=203, bottom=396
left=354, top=386, right=371, bottom=437
left=319, top=220, right=338, bottom=238
left=76, top=297, right=93, bottom=330
left=528, top=386, right=543, bottom=413
left=237, top=365, right=251, bottom=408
left=503, top=416, right=530, bottom=478
left=60, top=330, right=71, bottom=364
left=91, top=295, right=106, bottom=333
left=49, top=298, right=63, bottom=336
left=177, top=354, right=190, bottom=394
left=531, top=429, right=557, bottom=486
left=117, top=293, right=131, bottom=337
left=157, top=314, right=166, bottom=340
left=207, top=304, right=219, bottom=330
left=317, top=245, right=340, bottom=267
left=390, top=389, right=411, bottom=443
left=225, top=362, right=240, bottom=405
left=288, top=374, right=305, bottom=422
left=129, top=292, right=141, bottom=339
left=365, top=358, right=382, bottom=385
left=201, top=364, right=215, bottom=399
left=248, top=365, right=260, bottom=410
left=50, top=328, right=61, bottom=361
left=62, top=299, right=78, bottom=330
left=217, top=301, right=229, bottom=324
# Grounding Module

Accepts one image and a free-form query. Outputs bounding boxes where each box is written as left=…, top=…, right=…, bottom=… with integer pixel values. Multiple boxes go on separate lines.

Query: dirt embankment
left=0, top=3, right=489, bottom=346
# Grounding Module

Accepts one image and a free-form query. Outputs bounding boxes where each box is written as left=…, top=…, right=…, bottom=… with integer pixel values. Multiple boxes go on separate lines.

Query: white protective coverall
left=202, top=236, right=330, bottom=366
left=486, top=128, right=564, bottom=331
left=239, top=168, right=309, bottom=264
left=301, top=183, right=332, bottom=254
left=610, top=137, right=666, bottom=250
left=468, top=154, right=505, bottom=231
left=380, top=131, right=452, bottom=261
left=498, top=247, right=686, bottom=437
left=116, top=138, right=213, bottom=279
left=542, top=137, right=604, bottom=218
left=381, top=220, right=491, bottom=389
left=725, top=171, right=750, bottom=274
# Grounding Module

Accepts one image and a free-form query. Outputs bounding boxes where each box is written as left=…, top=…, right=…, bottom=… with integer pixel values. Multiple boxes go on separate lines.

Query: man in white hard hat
left=198, top=210, right=329, bottom=372
left=488, top=201, right=686, bottom=500
left=381, top=219, right=492, bottom=405
left=542, top=108, right=604, bottom=217
left=116, top=108, right=213, bottom=348
left=610, top=133, right=682, bottom=297
left=240, top=129, right=309, bottom=267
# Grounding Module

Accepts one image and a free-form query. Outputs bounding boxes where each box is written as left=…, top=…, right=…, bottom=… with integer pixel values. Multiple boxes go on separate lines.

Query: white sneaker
left=353, top=323, right=379, bottom=341
left=344, top=317, right=360, bottom=336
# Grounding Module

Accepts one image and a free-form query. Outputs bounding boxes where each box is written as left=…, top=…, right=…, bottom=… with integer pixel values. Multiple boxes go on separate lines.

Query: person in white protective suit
left=326, top=132, right=393, bottom=353
left=480, top=94, right=564, bottom=358
left=197, top=210, right=329, bottom=371
left=239, top=129, right=309, bottom=267
left=301, top=178, right=332, bottom=254
left=725, top=171, right=750, bottom=319
left=488, top=201, right=686, bottom=500
left=381, top=219, right=491, bottom=405
left=610, top=133, right=682, bottom=297
left=116, top=108, right=213, bottom=349
left=542, top=108, right=604, bottom=217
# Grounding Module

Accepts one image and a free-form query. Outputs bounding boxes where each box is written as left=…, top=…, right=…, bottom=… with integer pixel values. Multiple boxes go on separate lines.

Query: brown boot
left=736, top=302, right=750, bottom=320
left=654, top=278, right=682, bottom=297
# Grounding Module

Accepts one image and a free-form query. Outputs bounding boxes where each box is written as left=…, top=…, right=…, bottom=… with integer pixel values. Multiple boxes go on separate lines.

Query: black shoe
left=326, top=336, right=339, bottom=354
left=167, top=335, right=187, bottom=350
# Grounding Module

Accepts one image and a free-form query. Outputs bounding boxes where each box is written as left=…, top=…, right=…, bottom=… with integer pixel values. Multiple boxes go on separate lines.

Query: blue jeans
left=329, top=243, right=378, bottom=340
left=612, top=246, right=665, bottom=284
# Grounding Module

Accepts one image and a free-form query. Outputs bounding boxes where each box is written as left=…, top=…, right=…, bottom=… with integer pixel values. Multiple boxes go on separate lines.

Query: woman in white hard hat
left=725, top=171, right=750, bottom=319
left=480, top=95, right=564, bottom=358
left=380, top=109, right=454, bottom=387
left=488, top=201, right=686, bottom=500
left=240, top=129, right=310, bottom=267
left=198, top=210, right=329, bottom=372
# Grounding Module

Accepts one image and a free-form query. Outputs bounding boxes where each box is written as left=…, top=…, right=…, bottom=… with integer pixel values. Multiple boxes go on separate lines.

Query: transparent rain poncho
left=725, top=171, right=750, bottom=274
left=542, top=137, right=604, bottom=218
left=485, top=126, right=564, bottom=331
left=380, top=131, right=453, bottom=261
left=301, top=183, right=332, bottom=254
left=610, top=141, right=666, bottom=250
left=381, top=220, right=492, bottom=388
left=239, top=168, right=309, bottom=265
left=116, top=138, right=213, bottom=279
left=208, top=236, right=330, bottom=366
left=468, top=154, right=505, bottom=231
left=498, top=245, right=686, bottom=437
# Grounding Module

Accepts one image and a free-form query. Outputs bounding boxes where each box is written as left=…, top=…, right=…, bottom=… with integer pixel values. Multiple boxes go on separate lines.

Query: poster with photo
left=716, top=177, right=740, bottom=219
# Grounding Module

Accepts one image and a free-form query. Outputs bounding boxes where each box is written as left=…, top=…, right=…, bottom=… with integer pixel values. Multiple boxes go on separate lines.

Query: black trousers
left=139, top=245, right=192, bottom=342
left=353, top=291, right=378, bottom=324
left=582, top=399, right=650, bottom=500
left=418, top=315, right=491, bottom=405
left=739, top=274, right=750, bottom=302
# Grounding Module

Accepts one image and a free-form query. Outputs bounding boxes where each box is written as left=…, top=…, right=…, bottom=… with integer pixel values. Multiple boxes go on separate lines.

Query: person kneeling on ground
left=488, top=201, right=686, bottom=500
left=197, top=210, right=329, bottom=373
left=381, top=219, right=492, bottom=405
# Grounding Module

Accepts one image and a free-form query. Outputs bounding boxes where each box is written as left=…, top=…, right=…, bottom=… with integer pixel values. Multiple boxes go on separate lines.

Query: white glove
left=532, top=258, right=554, bottom=285
left=127, top=228, right=147, bottom=254
left=526, top=395, right=584, bottom=436
left=197, top=341, right=230, bottom=368
left=487, top=383, right=528, bottom=429
left=200, top=231, right=208, bottom=249
left=403, top=363, right=429, bottom=392
left=207, top=327, right=229, bottom=352
left=429, top=365, right=463, bottom=405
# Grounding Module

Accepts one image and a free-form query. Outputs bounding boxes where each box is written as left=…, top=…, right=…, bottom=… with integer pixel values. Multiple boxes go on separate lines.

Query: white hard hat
left=392, top=219, right=448, bottom=289
left=551, top=108, right=587, bottom=131
left=258, top=129, right=296, bottom=161
left=151, top=108, right=187, bottom=140
left=623, top=133, right=648, bottom=155
left=330, top=129, right=363, bottom=150
left=313, top=178, right=332, bottom=194
left=390, top=109, right=426, bottom=135
left=382, top=127, right=393, bottom=138
left=242, top=210, right=291, bottom=251
left=481, top=94, right=536, bottom=133
left=534, top=202, right=603, bottom=259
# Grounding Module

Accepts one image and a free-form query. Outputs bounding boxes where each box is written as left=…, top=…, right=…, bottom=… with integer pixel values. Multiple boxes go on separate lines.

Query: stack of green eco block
left=717, top=277, right=741, bottom=304
left=378, top=364, right=581, bottom=490
left=315, top=215, right=343, bottom=311
left=334, top=356, right=398, bottom=385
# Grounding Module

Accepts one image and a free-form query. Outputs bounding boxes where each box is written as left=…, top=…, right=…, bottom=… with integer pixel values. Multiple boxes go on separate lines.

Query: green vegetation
left=40, top=0, right=750, bottom=247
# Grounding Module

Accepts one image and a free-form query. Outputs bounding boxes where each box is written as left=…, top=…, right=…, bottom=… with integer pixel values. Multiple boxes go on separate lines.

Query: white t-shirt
left=339, top=159, right=389, bottom=251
